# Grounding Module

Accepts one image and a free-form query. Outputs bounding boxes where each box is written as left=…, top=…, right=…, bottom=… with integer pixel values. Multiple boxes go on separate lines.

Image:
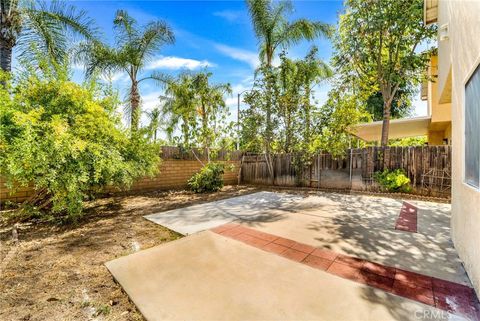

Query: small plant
left=188, top=163, right=225, bottom=193
left=374, top=169, right=412, bottom=193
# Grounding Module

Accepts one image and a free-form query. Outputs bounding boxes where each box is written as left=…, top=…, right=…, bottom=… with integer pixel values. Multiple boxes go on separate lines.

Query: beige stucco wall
left=428, top=56, right=452, bottom=123
left=427, top=130, right=446, bottom=145
left=437, top=0, right=480, bottom=296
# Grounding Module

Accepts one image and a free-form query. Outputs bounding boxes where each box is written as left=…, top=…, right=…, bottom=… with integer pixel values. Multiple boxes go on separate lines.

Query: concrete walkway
left=105, top=191, right=478, bottom=320
left=145, top=191, right=467, bottom=286
left=106, top=231, right=460, bottom=321
left=144, top=191, right=303, bottom=235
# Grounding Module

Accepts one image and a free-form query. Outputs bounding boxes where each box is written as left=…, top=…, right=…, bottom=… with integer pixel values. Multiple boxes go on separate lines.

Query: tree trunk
left=304, top=87, right=311, bottom=148
left=264, top=68, right=275, bottom=184
left=0, top=40, right=12, bottom=73
left=380, top=99, right=392, bottom=146
left=130, top=80, right=140, bottom=131
left=201, top=102, right=210, bottom=162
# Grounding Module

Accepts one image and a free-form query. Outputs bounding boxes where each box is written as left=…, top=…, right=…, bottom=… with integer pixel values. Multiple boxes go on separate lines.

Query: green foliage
left=187, top=163, right=225, bottom=193
left=311, top=89, right=370, bottom=157
left=0, top=0, right=98, bottom=72
left=332, top=0, right=436, bottom=145
left=389, top=136, right=427, bottom=147
left=162, top=71, right=232, bottom=160
left=374, top=169, right=412, bottom=193
left=75, top=10, right=174, bottom=130
left=241, top=47, right=333, bottom=156
left=0, top=68, right=160, bottom=222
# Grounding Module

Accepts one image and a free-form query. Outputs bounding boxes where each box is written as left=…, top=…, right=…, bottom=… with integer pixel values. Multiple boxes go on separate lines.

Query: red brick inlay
left=211, top=223, right=480, bottom=321
left=395, top=201, right=418, bottom=233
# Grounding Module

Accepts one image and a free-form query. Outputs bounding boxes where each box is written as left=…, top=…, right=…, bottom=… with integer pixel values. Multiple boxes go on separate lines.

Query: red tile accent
left=303, top=255, right=333, bottom=271
left=395, top=202, right=418, bottom=233
left=392, top=281, right=435, bottom=306
left=434, top=291, right=480, bottom=321
left=262, top=242, right=289, bottom=255
left=362, top=261, right=396, bottom=279
left=358, top=270, right=394, bottom=292
left=244, top=229, right=278, bottom=242
left=395, top=269, right=433, bottom=290
left=335, top=254, right=366, bottom=269
left=273, top=237, right=297, bottom=248
left=311, top=248, right=338, bottom=261
left=211, top=223, right=480, bottom=320
left=432, top=278, right=475, bottom=297
left=235, top=233, right=271, bottom=248
left=220, top=227, right=245, bottom=237
left=280, top=248, right=309, bottom=262
left=327, top=262, right=361, bottom=281
left=291, top=242, right=316, bottom=254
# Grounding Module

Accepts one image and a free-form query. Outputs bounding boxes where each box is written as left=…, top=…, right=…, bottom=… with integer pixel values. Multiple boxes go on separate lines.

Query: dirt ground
left=0, top=185, right=258, bottom=321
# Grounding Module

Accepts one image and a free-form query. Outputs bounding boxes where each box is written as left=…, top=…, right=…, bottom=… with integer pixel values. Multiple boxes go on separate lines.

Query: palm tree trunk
left=305, top=87, right=311, bottom=145
left=0, top=41, right=12, bottom=73
left=130, top=81, right=140, bottom=131
left=201, top=102, right=210, bottom=162
left=380, top=99, right=392, bottom=146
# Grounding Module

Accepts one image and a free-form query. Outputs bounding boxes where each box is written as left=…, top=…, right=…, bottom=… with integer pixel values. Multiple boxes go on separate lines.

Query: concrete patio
left=107, top=191, right=479, bottom=320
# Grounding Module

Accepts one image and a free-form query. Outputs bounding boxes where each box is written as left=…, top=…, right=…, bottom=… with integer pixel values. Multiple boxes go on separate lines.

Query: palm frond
left=279, top=19, right=333, bottom=48
left=137, top=20, right=175, bottom=62
left=74, top=40, right=125, bottom=79
left=17, top=0, right=97, bottom=65
left=113, top=9, right=138, bottom=44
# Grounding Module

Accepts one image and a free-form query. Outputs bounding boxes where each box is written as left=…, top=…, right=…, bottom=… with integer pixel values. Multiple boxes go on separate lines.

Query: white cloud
left=146, top=56, right=216, bottom=70
left=141, top=91, right=163, bottom=112
left=214, top=44, right=259, bottom=69
left=213, top=10, right=243, bottom=22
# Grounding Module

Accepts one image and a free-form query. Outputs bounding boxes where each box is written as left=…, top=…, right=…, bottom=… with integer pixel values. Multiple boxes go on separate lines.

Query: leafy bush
left=188, top=163, right=225, bottom=193
left=0, top=69, right=160, bottom=222
left=374, top=169, right=412, bottom=193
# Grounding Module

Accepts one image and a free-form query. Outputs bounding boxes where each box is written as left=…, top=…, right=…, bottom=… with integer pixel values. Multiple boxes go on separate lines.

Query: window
left=465, top=63, right=480, bottom=189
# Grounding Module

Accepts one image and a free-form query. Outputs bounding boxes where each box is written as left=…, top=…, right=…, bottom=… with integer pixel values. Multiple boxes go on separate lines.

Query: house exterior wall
left=426, top=55, right=451, bottom=145
left=429, top=56, right=452, bottom=124
left=437, top=0, right=480, bottom=296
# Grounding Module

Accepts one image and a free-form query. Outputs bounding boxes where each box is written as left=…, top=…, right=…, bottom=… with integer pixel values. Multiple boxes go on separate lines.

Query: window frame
left=464, top=60, right=480, bottom=190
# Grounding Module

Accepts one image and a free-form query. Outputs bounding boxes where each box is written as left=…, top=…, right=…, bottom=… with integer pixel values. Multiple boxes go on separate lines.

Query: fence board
left=240, top=146, right=452, bottom=196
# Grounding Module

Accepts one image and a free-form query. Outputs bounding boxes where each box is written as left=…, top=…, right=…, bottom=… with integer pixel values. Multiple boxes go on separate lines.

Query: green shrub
left=374, top=169, right=412, bottom=193
left=188, top=163, right=225, bottom=193
left=0, top=69, right=160, bottom=222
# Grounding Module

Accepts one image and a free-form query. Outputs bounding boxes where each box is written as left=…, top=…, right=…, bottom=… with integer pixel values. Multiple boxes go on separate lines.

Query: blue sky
left=67, top=0, right=426, bottom=125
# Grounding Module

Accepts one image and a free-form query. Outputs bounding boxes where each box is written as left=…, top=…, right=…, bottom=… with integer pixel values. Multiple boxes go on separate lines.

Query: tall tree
left=161, top=73, right=197, bottom=147
left=297, top=46, right=332, bottom=149
left=76, top=10, right=174, bottom=131
left=246, top=0, right=331, bottom=180
left=0, top=0, right=96, bottom=73
left=146, top=107, right=162, bottom=141
left=162, top=71, right=231, bottom=161
left=333, top=0, right=436, bottom=146
left=191, top=72, right=231, bottom=161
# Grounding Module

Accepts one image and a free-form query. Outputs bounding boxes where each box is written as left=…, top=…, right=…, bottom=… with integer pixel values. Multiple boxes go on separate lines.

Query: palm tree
left=191, top=72, right=231, bottom=160
left=245, top=0, right=332, bottom=181
left=76, top=10, right=174, bottom=131
left=0, top=0, right=96, bottom=73
left=297, top=46, right=332, bottom=145
left=246, top=0, right=332, bottom=68
left=161, top=73, right=197, bottom=147
left=162, top=71, right=231, bottom=162
left=146, top=107, right=162, bottom=141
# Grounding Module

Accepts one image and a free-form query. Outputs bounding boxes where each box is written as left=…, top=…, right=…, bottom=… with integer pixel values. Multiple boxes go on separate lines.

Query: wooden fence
left=240, top=146, right=452, bottom=196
